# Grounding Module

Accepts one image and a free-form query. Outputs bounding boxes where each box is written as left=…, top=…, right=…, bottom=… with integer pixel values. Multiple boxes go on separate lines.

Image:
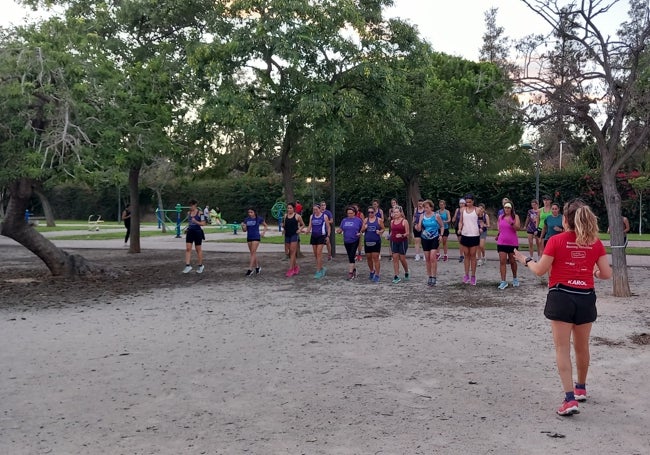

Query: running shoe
left=459, top=255, right=464, bottom=263
left=369, top=271, right=375, bottom=280
left=470, top=276, right=476, bottom=286
left=431, top=277, right=437, bottom=286
left=197, top=265, right=205, bottom=274
left=436, top=253, right=441, bottom=261
left=463, top=274, right=470, bottom=284
left=477, top=258, right=483, bottom=267
left=352, top=268, right=357, bottom=279
left=392, top=276, right=402, bottom=284
left=328, top=255, right=332, bottom=261
left=255, top=266, right=262, bottom=275
left=245, top=269, right=253, bottom=277
left=574, top=387, right=587, bottom=402
left=285, top=268, right=294, bottom=277
left=182, top=265, right=192, bottom=274
left=314, top=269, right=323, bottom=279
left=557, top=400, right=580, bottom=416
left=403, top=273, right=410, bottom=282
left=372, top=274, right=380, bottom=283
left=512, top=278, right=520, bottom=287
left=347, top=271, right=354, bottom=280
left=427, top=277, right=433, bottom=286
left=415, top=254, right=421, bottom=261
left=321, top=267, right=327, bottom=277
left=443, top=255, right=448, bottom=262
left=356, top=254, right=362, bottom=262
left=498, top=281, right=508, bottom=290
left=294, top=265, right=300, bottom=275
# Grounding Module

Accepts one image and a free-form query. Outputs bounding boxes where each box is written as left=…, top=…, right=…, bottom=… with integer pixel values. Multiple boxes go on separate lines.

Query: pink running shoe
left=293, top=266, right=300, bottom=275
left=463, top=275, right=470, bottom=284
left=557, top=400, right=579, bottom=416
left=443, top=254, right=448, bottom=262
left=285, top=268, right=294, bottom=277
left=574, top=387, right=587, bottom=402
left=470, top=276, right=477, bottom=286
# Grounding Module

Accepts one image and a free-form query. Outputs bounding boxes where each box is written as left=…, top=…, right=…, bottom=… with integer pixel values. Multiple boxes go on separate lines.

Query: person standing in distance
left=320, top=201, right=334, bottom=261
left=514, top=199, right=612, bottom=416
left=183, top=199, right=206, bottom=274
left=458, top=194, right=480, bottom=285
left=241, top=207, right=268, bottom=276
left=437, top=199, right=451, bottom=262
left=121, top=203, right=132, bottom=246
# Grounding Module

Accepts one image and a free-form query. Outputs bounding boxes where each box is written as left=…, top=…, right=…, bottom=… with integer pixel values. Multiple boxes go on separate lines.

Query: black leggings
left=344, top=241, right=360, bottom=264
left=124, top=222, right=131, bottom=243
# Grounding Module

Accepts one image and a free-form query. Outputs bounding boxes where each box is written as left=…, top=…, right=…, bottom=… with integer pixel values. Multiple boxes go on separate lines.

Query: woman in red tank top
left=389, top=206, right=410, bottom=284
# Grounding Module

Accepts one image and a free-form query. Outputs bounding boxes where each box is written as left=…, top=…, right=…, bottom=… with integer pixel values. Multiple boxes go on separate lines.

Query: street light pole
left=559, top=140, right=566, bottom=170
left=522, top=143, right=539, bottom=202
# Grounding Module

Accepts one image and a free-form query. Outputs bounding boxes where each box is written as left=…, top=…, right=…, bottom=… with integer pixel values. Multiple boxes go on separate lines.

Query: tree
left=192, top=0, right=418, bottom=202
left=0, top=20, right=118, bottom=276
left=341, top=48, right=524, bottom=218
left=515, top=0, right=650, bottom=297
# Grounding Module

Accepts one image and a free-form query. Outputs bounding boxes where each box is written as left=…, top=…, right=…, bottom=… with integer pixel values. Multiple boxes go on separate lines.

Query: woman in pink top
left=496, top=202, right=520, bottom=289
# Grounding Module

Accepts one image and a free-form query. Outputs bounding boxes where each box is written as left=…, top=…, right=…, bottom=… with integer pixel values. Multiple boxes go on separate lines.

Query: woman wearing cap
left=496, top=202, right=520, bottom=289
left=453, top=198, right=466, bottom=263
left=514, top=199, right=612, bottom=416
left=457, top=194, right=480, bottom=285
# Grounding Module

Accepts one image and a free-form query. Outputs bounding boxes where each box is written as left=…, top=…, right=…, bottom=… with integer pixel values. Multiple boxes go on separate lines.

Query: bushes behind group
left=29, top=169, right=649, bottom=233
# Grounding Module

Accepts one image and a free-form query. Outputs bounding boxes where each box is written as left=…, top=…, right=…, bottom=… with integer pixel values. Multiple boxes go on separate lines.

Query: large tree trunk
left=279, top=124, right=296, bottom=203
left=33, top=185, right=56, bottom=227
left=1, top=178, right=118, bottom=278
left=601, top=167, right=631, bottom=297
left=128, top=166, right=141, bottom=253
left=405, top=175, right=422, bottom=238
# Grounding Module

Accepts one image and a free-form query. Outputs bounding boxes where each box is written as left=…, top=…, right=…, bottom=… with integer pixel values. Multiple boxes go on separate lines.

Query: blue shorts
left=391, top=241, right=408, bottom=255
left=285, top=234, right=299, bottom=244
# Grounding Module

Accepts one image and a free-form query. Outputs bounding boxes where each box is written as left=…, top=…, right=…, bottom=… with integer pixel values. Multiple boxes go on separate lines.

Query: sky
left=1, top=0, right=631, bottom=60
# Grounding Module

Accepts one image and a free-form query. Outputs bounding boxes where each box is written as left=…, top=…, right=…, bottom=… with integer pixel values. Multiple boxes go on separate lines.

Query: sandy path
left=1, top=251, right=648, bottom=454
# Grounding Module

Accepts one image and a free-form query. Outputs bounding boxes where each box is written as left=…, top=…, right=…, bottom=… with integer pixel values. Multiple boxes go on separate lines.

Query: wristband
left=524, top=257, right=533, bottom=267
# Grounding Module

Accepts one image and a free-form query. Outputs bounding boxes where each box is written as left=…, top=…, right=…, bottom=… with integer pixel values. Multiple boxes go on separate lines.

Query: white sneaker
left=182, top=265, right=192, bottom=274
left=415, top=254, right=421, bottom=261
left=197, top=265, right=205, bottom=274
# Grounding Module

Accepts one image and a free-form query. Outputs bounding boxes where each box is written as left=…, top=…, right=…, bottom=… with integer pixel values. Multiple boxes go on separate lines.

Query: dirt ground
left=1, top=246, right=649, bottom=454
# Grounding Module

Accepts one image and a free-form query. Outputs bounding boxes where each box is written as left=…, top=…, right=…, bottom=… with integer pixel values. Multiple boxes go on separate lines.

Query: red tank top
left=390, top=219, right=408, bottom=242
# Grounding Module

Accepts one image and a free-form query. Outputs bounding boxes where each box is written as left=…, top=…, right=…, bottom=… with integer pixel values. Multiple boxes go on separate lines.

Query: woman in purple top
left=302, top=204, right=331, bottom=279
left=496, top=202, right=521, bottom=289
left=336, top=206, right=364, bottom=280
left=241, top=207, right=268, bottom=276
left=362, top=206, right=384, bottom=282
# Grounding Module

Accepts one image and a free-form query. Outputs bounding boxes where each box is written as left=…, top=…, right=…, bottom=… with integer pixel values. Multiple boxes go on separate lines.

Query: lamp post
left=559, top=140, right=566, bottom=170
left=521, top=143, right=539, bottom=202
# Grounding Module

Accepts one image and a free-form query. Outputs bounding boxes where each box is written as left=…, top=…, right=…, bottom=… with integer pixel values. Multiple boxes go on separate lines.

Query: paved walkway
left=1, top=224, right=648, bottom=267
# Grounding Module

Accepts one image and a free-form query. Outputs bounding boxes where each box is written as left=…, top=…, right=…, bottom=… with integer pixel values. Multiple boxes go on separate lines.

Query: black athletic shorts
left=310, top=235, right=327, bottom=245
left=497, top=245, right=517, bottom=254
left=390, top=241, right=408, bottom=255
left=460, top=235, right=480, bottom=248
left=544, top=284, right=597, bottom=325
left=413, top=227, right=422, bottom=238
left=186, top=229, right=203, bottom=246
left=421, top=237, right=440, bottom=252
left=364, top=241, right=381, bottom=254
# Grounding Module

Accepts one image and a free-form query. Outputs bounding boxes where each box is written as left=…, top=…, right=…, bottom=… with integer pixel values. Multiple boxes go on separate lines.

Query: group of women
left=181, top=196, right=613, bottom=417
